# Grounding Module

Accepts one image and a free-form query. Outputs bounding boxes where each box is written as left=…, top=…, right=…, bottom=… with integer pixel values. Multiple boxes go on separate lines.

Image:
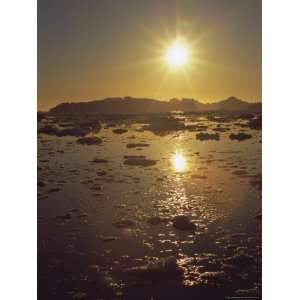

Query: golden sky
left=38, top=0, right=261, bottom=111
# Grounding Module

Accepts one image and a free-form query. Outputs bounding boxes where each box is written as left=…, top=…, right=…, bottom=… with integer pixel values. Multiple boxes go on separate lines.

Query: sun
left=165, top=40, right=189, bottom=68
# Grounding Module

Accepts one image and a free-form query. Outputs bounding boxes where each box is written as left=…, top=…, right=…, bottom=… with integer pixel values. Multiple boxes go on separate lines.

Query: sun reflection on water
left=172, top=153, right=187, bottom=172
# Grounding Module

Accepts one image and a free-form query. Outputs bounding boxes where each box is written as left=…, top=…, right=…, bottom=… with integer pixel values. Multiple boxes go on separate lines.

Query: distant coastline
left=44, top=96, right=261, bottom=115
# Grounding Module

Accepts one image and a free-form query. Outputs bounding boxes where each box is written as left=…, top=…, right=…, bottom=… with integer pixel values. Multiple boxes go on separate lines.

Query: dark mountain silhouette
left=49, top=96, right=261, bottom=115
left=205, top=96, right=261, bottom=111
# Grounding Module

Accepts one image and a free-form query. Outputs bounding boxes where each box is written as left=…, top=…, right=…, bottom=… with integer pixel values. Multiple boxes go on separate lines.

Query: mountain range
left=49, top=96, right=261, bottom=115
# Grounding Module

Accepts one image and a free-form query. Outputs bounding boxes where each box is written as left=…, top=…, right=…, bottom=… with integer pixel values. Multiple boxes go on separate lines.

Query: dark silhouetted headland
left=49, top=96, right=261, bottom=115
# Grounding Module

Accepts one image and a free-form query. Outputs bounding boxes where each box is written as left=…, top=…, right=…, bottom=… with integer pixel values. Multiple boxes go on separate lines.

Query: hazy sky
left=38, top=0, right=261, bottom=110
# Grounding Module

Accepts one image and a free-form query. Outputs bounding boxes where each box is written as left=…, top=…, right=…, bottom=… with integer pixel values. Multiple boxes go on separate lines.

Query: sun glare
left=165, top=41, right=189, bottom=68
left=172, top=153, right=187, bottom=172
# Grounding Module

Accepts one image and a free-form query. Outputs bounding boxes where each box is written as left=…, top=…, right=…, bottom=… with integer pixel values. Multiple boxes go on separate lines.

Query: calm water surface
left=38, top=113, right=261, bottom=299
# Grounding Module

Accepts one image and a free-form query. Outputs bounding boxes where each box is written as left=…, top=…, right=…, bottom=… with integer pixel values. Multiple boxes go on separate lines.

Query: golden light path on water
left=172, top=152, right=187, bottom=172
